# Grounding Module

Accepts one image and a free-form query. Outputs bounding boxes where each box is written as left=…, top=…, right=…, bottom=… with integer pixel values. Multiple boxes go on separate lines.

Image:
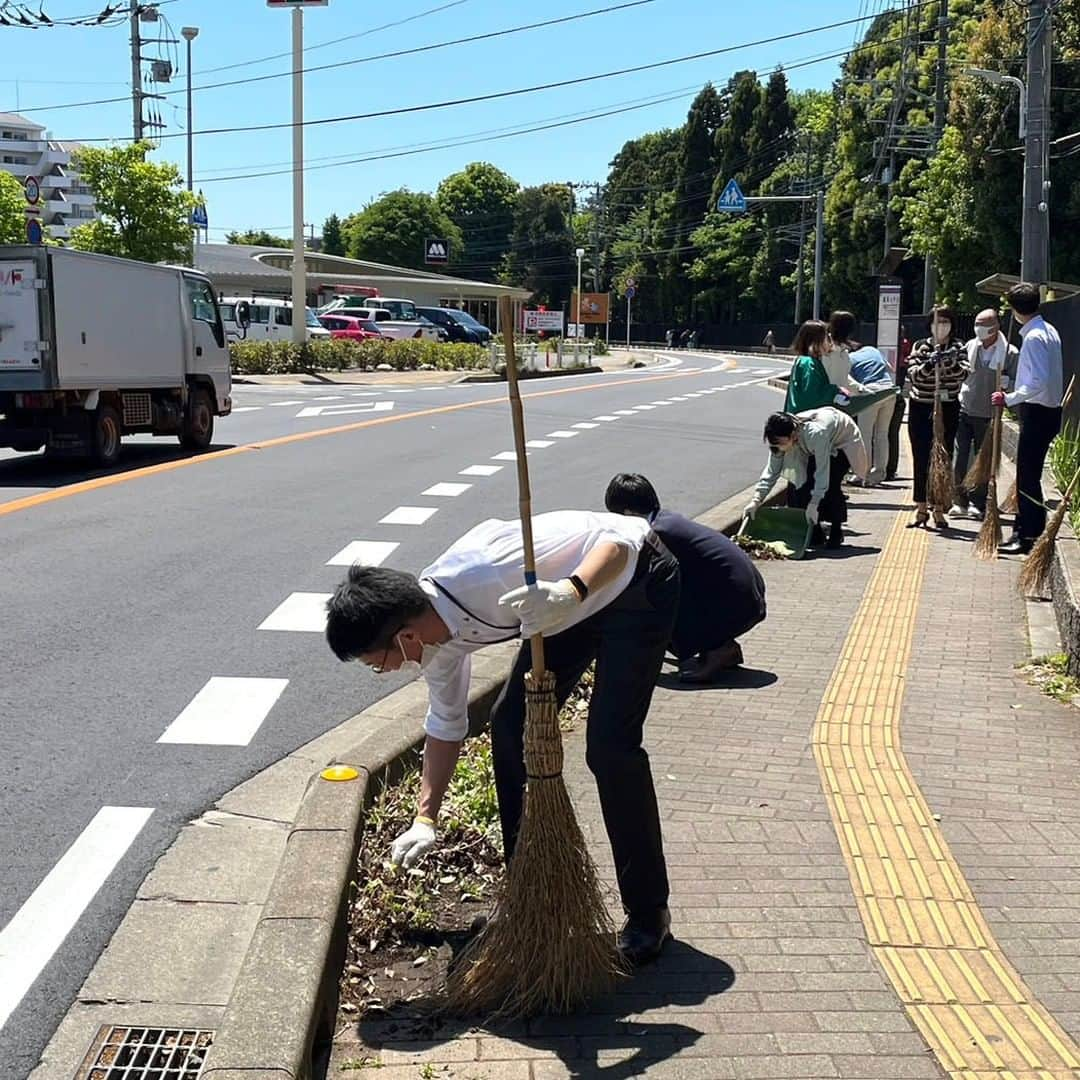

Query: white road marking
left=650, top=400, right=673, bottom=405
left=309, top=395, right=345, bottom=402
left=461, top=464, right=503, bottom=476
left=614, top=410, right=637, bottom=416
left=296, top=401, right=394, bottom=418
left=669, top=397, right=688, bottom=402
left=259, top=592, right=333, bottom=632
left=423, top=482, right=472, bottom=497
left=753, top=368, right=776, bottom=376
left=525, top=439, right=555, bottom=449
left=631, top=405, right=656, bottom=411
left=546, top=430, right=580, bottom=438
left=269, top=400, right=305, bottom=407
left=492, top=451, right=520, bottom=461
left=380, top=506, right=438, bottom=525
left=327, top=540, right=400, bottom=567
left=158, top=677, right=288, bottom=746
left=230, top=406, right=262, bottom=413
left=572, top=422, right=599, bottom=429
left=0, top=806, right=154, bottom=1030
left=592, top=415, right=620, bottom=421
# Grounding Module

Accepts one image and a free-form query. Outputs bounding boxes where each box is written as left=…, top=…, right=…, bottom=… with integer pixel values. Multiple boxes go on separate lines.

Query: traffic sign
left=424, top=238, right=449, bottom=264
left=191, top=202, right=208, bottom=228
left=523, top=310, right=564, bottom=332
left=716, top=178, right=747, bottom=213
left=625, top=285, right=636, bottom=300
left=26, top=218, right=43, bottom=245
left=23, top=175, right=40, bottom=206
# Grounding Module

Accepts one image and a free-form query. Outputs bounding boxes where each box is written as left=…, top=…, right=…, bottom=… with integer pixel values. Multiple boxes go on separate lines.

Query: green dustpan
left=737, top=506, right=813, bottom=560
left=838, top=386, right=899, bottom=417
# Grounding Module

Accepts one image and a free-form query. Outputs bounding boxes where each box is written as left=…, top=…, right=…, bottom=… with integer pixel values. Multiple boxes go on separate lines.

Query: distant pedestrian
left=680, top=329, right=692, bottom=349
left=605, top=473, right=767, bottom=683
left=993, top=283, right=1064, bottom=554
left=950, top=309, right=1018, bottom=521
left=886, top=335, right=913, bottom=481
left=743, top=408, right=868, bottom=550
left=763, top=329, right=776, bottom=354
left=665, top=329, right=674, bottom=348
left=828, top=311, right=895, bottom=486
left=906, top=307, right=969, bottom=529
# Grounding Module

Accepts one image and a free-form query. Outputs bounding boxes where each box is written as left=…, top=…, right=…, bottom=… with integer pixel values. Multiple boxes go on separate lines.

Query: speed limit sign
left=24, top=176, right=41, bottom=205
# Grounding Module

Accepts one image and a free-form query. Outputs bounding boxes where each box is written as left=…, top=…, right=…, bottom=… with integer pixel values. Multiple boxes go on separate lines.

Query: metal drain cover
left=78, top=1026, right=213, bottom=1080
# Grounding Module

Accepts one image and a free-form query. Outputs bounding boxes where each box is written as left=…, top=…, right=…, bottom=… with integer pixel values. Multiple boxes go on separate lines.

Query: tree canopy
left=343, top=189, right=463, bottom=270
left=0, top=171, right=24, bottom=245
left=225, top=229, right=290, bottom=248
left=436, top=162, right=519, bottom=282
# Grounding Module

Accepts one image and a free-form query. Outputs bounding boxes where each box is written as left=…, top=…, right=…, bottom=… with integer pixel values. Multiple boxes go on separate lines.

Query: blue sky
left=1, top=0, right=871, bottom=241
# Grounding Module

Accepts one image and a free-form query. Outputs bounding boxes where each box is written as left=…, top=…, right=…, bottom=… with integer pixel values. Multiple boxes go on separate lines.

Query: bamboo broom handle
left=1063, top=373, right=1076, bottom=412
left=500, top=295, right=547, bottom=678
left=991, top=366, right=1003, bottom=472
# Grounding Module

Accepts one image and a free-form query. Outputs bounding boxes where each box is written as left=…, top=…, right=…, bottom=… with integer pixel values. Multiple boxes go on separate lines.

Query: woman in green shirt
left=784, top=320, right=846, bottom=413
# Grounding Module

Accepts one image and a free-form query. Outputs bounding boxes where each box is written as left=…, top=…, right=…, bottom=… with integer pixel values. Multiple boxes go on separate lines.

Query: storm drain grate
left=78, top=1026, right=213, bottom=1080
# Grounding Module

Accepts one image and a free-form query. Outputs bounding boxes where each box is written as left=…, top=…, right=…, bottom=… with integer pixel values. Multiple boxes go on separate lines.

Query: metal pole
left=1021, top=0, right=1051, bottom=284
left=184, top=36, right=195, bottom=190
left=130, top=0, right=143, bottom=141
left=793, top=134, right=811, bottom=324
left=575, top=250, right=583, bottom=365
left=291, top=4, right=306, bottom=346
left=922, top=0, right=949, bottom=312
left=626, top=296, right=631, bottom=349
left=812, top=190, right=824, bottom=321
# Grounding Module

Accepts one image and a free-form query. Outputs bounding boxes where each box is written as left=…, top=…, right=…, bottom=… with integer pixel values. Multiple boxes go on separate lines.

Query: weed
left=1020, top=653, right=1080, bottom=705
left=340, top=1056, right=383, bottom=1071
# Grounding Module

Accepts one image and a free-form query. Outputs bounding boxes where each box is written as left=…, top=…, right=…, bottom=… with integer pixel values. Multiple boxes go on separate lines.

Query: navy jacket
left=651, top=509, right=767, bottom=656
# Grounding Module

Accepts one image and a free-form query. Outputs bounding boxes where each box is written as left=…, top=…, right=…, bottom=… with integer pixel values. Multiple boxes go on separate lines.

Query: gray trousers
left=953, top=411, right=990, bottom=511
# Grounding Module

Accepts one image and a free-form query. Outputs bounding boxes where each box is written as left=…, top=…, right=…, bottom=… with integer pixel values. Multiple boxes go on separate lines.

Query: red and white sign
left=523, top=310, right=564, bottom=333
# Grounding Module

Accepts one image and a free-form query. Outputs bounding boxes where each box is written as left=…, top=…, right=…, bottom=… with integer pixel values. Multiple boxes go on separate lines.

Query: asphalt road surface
left=0, top=353, right=789, bottom=1075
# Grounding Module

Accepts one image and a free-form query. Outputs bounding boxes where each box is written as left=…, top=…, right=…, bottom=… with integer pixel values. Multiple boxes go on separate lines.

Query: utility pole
left=922, top=0, right=949, bottom=312
left=592, top=182, right=603, bottom=293
left=290, top=3, right=306, bottom=345
left=130, top=0, right=143, bottom=141
left=1022, top=0, right=1052, bottom=284
left=793, top=132, right=812, bottom=323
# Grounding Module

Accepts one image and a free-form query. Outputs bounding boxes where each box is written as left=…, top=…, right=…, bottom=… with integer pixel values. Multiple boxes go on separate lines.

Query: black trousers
left=887, top=395, right=906, bottom=478
left=788, top=451, right=849, bottom=524
left=1015, top=403, right=1062, bottom=539
left=489, top=541, right=679, bottom=919
left=908, top=399, right=960, bottom=505
left=953, top=411, right=990, bottom=511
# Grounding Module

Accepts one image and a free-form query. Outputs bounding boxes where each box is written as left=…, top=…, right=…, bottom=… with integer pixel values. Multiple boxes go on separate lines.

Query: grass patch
left=1049, top=422, right=1080, bottom=533
left=1018, top=653, right=1080, bottom=706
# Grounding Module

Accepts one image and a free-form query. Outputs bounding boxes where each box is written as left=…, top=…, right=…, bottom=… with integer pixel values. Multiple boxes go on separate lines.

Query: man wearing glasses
left=325, top=509, right=680, bottom=966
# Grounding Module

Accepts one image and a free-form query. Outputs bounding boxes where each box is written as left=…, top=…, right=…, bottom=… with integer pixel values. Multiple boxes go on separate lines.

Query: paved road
left=0, top=354, right=789, bottom=1076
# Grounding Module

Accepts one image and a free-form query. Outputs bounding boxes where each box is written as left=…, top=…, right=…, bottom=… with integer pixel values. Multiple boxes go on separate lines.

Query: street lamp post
left=181, top=27, right=199, bottom=192
left=574, top=247, right=584, bottom=365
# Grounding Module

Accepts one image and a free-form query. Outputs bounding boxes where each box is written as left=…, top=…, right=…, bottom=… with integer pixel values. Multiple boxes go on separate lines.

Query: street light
left=181, top=27, right=199, bottom=191
left=575, top=246, right=585, bottom=365
left=965, top=67, right=1027, bottom=138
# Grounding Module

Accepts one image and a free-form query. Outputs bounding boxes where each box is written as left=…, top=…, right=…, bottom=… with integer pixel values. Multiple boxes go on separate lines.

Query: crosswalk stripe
left=258, top=592, right=333, bottom=632
left=327, top=540, right=400, bottom=567
left=158, top=677, right=288, bottom=745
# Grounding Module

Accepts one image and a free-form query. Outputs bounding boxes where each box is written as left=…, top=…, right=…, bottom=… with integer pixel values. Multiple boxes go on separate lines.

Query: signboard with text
left=876, top=283, right=902, bottom=372
left=523, top=309, right=564, bottom=333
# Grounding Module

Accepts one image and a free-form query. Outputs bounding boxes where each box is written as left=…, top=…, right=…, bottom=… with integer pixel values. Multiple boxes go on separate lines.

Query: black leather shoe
left=999, top=535, right=1034, bottom=555
left=808, top=524, right=827, bottom=547
left=617, top=907, right=672, bottom=967
left=826, top=522, right=844, bottom=549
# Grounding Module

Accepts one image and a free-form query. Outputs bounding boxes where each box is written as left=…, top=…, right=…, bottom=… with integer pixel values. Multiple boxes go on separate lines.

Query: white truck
left=0, top=245, right=232, bottom=466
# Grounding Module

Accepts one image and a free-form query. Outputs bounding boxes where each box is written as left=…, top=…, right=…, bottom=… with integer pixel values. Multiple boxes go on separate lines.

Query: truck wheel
left=91, top=405, right=122, bottom=467
left=180, top=388, right=214, bottom=451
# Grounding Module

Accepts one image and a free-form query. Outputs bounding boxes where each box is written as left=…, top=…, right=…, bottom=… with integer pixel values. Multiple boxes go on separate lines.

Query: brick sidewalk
left=331, top=475, right=1080, bottom=1079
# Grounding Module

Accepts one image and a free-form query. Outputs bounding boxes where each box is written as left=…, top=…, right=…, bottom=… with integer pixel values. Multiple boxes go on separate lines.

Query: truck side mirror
left=236, top=300, right=251, bottom=339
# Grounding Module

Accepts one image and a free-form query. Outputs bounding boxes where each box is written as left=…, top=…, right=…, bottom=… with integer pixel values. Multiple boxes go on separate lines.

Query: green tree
left=68, top=142, right=196, bottom=264
left=436, top=162, right=519, bottom=281
left=225, top=229, right=291, bottom=248
left=321, top=213, right=346, bottom=256
left=713, top=71, right=761, bottom=197
left=0, top=171, right=24, bottom=244
left=501, top=183, right=574, bottom=306
left=748, top=70, right=796, bottom=178
left=343, top=189, right=463, bottom=270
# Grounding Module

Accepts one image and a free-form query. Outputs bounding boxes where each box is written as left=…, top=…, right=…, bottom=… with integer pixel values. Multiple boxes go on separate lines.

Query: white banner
left=523, top=310, right=564, bottom=332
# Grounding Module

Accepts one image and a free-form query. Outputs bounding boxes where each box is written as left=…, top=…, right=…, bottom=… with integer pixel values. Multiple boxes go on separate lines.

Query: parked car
left=219, top=296, right=331, bottom=343
left=318, top=313, right=384, bottom=341
left=416, top=306, right=492, bottom=345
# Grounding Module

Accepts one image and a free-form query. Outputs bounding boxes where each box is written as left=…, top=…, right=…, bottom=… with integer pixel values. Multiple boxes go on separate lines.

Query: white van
left=319, top=296, right=439, bottom=341
left=219, top=296, right=331, bottom=343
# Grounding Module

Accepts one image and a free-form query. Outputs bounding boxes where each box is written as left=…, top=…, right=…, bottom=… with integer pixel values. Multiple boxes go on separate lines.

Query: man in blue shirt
left=992, top=283, right=1065, bottom=554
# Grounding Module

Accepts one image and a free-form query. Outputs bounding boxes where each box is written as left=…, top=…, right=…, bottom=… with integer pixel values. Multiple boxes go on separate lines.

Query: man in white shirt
left=326, top=510, right=681, bottom=965
left=992, top=283, right=1065, bottom=554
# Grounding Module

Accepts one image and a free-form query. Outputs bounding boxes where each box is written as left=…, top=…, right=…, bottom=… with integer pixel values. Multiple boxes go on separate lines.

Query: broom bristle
left=1018, top=500, right=1069, bottom=596
left=1001, top=480, right=1018, bottom=514
left=973, top=482, right=1002, bottom=560
left=964, top=430, right=995, bottom=492
left=928, top=439, right=954, bottom=509
left=442, top=670, right=624, bottom=1019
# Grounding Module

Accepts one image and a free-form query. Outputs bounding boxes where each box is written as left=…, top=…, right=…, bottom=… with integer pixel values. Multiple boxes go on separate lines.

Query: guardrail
left=486, top=340, right=595, bottom=372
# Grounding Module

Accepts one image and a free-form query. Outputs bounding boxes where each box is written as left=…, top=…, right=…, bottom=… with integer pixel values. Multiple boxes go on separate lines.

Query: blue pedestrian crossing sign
left=716, top=178, right=747, bottom=213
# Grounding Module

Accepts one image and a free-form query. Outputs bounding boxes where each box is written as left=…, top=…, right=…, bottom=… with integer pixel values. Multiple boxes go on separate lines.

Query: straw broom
left=927, top=354, right=954, bottom=512
left=443, top=296, right=624, bottom=1019
left=1018, top=463, right=1080, bottom=596
left=973, top=379, right=1004, bottom=560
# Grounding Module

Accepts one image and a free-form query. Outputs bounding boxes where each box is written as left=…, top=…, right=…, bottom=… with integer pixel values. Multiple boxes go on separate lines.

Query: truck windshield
left=380, top=300, right=418, bottom=321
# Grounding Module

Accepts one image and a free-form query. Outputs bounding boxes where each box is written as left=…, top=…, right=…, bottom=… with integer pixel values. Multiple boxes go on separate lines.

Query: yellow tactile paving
left=812, top=511, right=1080, bottom=1079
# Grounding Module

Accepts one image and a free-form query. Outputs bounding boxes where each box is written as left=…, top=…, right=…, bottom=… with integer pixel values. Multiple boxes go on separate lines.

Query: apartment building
left=0, top=112, right=97, bottom=241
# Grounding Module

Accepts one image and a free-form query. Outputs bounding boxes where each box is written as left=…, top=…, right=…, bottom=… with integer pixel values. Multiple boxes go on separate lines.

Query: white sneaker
left=966, top=507, right=984, bottom=521
left=949, top=504, right=967, bottom=518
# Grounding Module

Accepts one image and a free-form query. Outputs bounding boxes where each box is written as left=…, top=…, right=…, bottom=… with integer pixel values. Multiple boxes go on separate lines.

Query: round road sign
left=625, top=285, right=637, bottom=300
left=24, top=175, right=41, bottom=205
left=26, top=218, right=43, bottom=245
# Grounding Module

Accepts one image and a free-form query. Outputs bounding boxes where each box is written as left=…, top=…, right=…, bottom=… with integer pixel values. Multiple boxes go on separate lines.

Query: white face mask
left=974, top=325, right=995, bottom=342
left=395, top=635, right=441, bottom=676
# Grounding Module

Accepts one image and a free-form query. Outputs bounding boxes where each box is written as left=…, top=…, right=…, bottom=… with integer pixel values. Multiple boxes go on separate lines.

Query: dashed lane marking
left=460, top=465, right=503, bottom=476
left=814, top=511, right=1080, bottom=1077
left=592, top=415, right=620, bottom=421
left=296, top=401, right=394, bottom=418
left=326, top=540, right=400, bottom=567
left=268, top=400, right=305, bottom=407
left=546, top=430, right=580, bottom=438
left=379, top=506, right=438, bottom=525
left=258, top=592, right=332, bottom=632
left=572, top=422, right=599, bottom=429
left=230, top=406, right=262, bottom=413
left=525, top=439, right=555, bottom=449
left=492, top=451, right=521, bottom=461
left=158, top=677, right=288, bottom=746
left=422, top=482, right=471, bottom=497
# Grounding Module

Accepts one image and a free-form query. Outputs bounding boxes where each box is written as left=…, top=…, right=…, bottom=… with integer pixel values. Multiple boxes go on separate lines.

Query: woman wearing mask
left=906, top=306, right=969, bottom=528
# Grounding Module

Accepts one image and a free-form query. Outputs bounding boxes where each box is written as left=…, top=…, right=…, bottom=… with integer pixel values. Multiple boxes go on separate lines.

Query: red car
left=318, top=314, right=384, bottom=341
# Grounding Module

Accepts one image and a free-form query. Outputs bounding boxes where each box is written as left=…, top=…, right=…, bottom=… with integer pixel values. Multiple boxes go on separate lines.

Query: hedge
left=229, top=338, right=490, bottom=375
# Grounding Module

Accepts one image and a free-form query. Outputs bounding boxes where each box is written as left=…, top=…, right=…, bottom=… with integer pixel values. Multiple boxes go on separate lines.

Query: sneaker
left=966, top=507, right=984, bottom=521
left=949, top=503, right=967, bottom=518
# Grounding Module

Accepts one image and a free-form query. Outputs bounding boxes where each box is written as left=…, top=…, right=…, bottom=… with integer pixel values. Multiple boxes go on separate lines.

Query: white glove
left=390, top=819, right=436, bottom=868
left=498, top=579, right=581, bottom=637
left=806, top=504, right=819, bottom=525
left=742, top=501, right=760, bottom=522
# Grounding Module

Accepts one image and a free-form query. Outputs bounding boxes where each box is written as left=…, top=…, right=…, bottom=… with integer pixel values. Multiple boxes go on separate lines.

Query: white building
left=0, top=112, right=97, bottom=241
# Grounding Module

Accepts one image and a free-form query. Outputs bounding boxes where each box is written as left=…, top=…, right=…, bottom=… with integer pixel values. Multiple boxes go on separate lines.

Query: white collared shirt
left=418, top=511, right=650, bottom=742
left=1005, top=315, right=1063, bottom=409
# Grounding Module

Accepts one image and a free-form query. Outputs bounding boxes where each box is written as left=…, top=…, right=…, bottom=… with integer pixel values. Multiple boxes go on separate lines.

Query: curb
left=456, top=364, right=605, bottom=384
left=198, top=481, right=783, bottom=1080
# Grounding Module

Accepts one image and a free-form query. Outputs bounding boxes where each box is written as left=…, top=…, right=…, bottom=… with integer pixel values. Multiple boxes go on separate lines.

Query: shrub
left=228, top=337, right=489, bottom=375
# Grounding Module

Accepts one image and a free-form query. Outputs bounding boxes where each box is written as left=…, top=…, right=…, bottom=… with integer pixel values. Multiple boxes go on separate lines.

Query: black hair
left=928, top=304, right=957, bottom=329
left=828, top=310, right=857, bottom=344
left=325, top=565, right=431, bottom=661
left=604, top=472, right=661, bottom=517
left=1006, top=282, right=1041, bottom=317
left=764, top=412, right=800, bottom=444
